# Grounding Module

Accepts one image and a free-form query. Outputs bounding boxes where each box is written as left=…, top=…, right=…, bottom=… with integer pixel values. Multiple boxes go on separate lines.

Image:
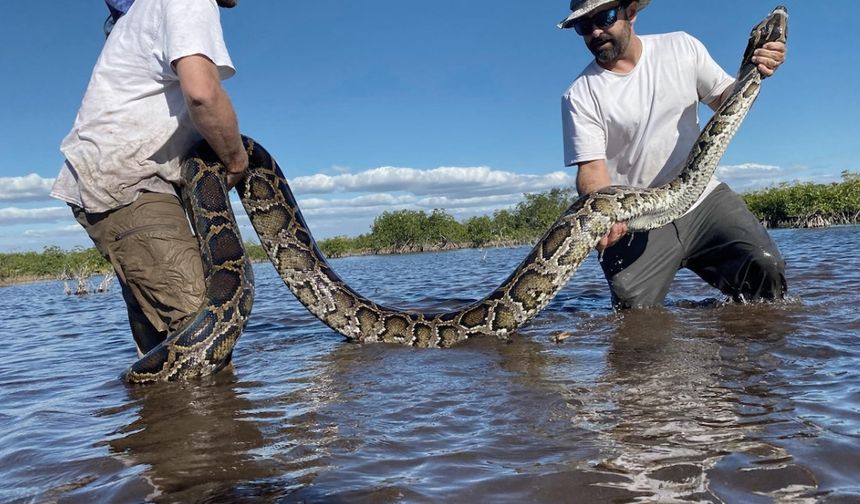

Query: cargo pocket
left=109, top=222, right=205, bottom=334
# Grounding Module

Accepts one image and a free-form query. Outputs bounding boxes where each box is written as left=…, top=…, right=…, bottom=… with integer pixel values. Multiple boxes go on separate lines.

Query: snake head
left=739, top=5, right=789, bottom=79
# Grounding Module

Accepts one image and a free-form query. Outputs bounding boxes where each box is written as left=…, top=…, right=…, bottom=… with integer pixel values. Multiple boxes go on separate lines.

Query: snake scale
left=123, top=6, right=788, bottom=383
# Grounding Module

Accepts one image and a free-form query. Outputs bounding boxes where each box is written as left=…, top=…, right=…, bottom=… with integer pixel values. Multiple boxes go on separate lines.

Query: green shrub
left=743, top=171, right=860, bottom=225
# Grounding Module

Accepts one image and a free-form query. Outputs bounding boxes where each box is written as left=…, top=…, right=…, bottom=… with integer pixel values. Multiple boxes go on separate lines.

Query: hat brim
left=558, top=0, right=650, bottom=29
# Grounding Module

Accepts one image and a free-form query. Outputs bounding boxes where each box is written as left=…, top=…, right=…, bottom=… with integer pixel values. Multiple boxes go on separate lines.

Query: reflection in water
left=107, top=373, right=280, bottom=501
left=105, top=337, right=378, bottom=502
left=2, top=228, right=860, bottom=502
left=592, top=307, right=818, bottom=501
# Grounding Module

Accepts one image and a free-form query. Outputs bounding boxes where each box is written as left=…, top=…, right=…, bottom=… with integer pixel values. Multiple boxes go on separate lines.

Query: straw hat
left=558, top=0, right=650, bottom=29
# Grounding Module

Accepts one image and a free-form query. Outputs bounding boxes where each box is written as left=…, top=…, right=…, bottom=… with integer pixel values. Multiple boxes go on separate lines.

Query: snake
left=122, top=6, right=788, bottom=383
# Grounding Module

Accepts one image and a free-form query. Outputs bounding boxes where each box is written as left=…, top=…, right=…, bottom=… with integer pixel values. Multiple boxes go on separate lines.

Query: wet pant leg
left=599, top=222, right=686, bottom=309
left=676, top=184, right=787, bottom=302
left=71, top=192, right=205, bottom=355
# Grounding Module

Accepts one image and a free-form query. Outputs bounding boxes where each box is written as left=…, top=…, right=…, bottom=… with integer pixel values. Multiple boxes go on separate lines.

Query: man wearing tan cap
left=559, top=1, right=788, bottom=308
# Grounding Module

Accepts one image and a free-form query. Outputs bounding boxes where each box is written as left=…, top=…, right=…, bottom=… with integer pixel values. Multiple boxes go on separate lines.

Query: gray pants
left=600, top=183, right=786, bottom=308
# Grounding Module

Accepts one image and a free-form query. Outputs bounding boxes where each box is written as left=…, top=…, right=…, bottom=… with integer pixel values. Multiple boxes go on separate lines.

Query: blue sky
left=0, top=1, right=857, bottom=252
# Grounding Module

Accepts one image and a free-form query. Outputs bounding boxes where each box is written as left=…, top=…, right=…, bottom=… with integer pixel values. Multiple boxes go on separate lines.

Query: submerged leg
left=600, top=223, right=685, bottom=309
left=71, top=192, right=206, bottom=355
left=678, top=184, right=786, bottom=302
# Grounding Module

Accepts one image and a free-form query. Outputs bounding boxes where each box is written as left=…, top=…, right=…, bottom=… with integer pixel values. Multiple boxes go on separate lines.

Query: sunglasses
left=572, top=7, right=621, bottom=36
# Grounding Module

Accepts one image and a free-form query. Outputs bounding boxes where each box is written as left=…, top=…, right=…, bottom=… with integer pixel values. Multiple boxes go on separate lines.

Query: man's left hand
left=752, top=41, right=786, bottom=77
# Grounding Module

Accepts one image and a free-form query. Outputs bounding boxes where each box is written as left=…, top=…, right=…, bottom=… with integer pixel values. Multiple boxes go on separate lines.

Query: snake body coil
left=124, top=6, right=788, bottom=383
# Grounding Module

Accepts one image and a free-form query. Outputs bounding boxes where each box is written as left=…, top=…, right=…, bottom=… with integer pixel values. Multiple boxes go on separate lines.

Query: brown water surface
left=1, top=226, right=858, bottom=502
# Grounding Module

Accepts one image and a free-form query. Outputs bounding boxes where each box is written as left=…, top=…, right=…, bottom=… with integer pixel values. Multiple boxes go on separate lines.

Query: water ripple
left=1, top=227, right=859, bottom=502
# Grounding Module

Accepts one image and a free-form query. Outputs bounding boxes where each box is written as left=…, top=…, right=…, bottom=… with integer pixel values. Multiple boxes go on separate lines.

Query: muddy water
left=1, top=226, right=858, bottom=503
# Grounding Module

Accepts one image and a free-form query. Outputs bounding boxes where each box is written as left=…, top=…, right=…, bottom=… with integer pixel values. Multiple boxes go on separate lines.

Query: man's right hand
left=597, top=221, right=628, bottom=252
left=225, top=152, right=249, bottom=189
left=575, top=159, right=629, bottom=252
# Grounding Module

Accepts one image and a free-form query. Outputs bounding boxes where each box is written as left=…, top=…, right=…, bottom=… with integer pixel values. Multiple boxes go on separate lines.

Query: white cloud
left=717, top=162, right=780, bottom=177
left=716, top=163, right=783, bottom=192
left=416, top=193, right=522, bottom=209
left=716, top=163, right=843, bottom=192
left=234, top=165, right=574, bottom=236
left=290, top=166, right=575, bottom=197
left=329, top=165, right=352, bottom=175
left=0, top=206, right=69, bottom=225
left=0, top=174, right=55, bottom=202
left=293, top=193, right=525, bottom=222
left=22, top=223, right=85, bottom=238
left=300, top=193, right=415, bottom=209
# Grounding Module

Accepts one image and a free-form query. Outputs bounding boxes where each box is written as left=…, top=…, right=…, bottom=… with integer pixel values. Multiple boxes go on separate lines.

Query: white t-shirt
left=51, top=0, right=235, bottom=213
left=561, top=32, right=734, bottom=210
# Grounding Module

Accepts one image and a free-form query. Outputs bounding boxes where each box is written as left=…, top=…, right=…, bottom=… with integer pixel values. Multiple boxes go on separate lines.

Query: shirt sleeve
left=687, top=33, right=734, bottom=107
left=163, top=0, right=235, bottom=80
left=561, top=84, right=606, bottom=167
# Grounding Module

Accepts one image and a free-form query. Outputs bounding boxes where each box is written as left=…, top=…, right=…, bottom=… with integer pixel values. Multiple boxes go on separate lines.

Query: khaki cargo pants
left=71, top=192, right=205, bottom=356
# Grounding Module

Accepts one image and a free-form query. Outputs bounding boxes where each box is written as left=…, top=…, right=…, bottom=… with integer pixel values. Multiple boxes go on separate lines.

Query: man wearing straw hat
left=559, top=0, right=788, bottom=308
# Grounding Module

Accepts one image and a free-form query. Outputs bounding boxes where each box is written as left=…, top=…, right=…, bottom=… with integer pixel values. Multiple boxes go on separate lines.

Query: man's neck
left=598, top=34, right=643, bottom=73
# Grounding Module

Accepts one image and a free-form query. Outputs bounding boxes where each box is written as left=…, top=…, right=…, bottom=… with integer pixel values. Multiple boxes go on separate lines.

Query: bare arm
left=576, top=159, right=628, bottom=252
left=174, top=54, right=247, bottom=188
left=576, top=158, right=613, bottom=195
left=708, top=83, right=736, bottom=112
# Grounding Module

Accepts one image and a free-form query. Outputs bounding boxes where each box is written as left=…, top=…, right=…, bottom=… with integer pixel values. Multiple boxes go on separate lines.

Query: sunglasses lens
left=573, top=19, right=590, bottom=35
left=595, top=8, right=618, bottom=28
left=572, top=7, right=618, bottom=35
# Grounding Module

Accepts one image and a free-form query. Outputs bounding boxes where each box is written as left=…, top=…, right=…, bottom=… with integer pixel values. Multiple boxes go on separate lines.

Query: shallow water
left=1, top=226, right=859, bottom=503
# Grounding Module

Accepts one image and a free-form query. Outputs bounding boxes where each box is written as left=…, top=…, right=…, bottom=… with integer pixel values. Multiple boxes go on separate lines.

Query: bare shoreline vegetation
left=2, top=172, right=858, bottom=287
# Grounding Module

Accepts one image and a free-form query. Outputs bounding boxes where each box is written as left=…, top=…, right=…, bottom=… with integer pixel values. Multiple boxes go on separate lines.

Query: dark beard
left=590, top=38, right=621, bottom=63
left=588, top=22, right=631, bottom=64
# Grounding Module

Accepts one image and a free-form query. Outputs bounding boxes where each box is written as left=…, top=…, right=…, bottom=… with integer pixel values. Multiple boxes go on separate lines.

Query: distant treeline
left=314, top=171, right=860, bottom=256
left=742, top=170, right=860, bottom=228
left=0, top=245, right=109, bottom=285
left=315, top=188, right=576, bottom=257
left=2, top=174, right=858, bottom=284
left=0, top=189, right=575, bottom=284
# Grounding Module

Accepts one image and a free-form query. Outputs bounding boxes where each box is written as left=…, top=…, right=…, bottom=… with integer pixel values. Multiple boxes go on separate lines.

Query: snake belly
left=123, top=6, right=787, bottom=382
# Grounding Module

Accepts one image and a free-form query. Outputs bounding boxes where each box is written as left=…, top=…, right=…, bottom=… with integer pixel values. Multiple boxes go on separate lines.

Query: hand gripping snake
left=123, top=6, right=788, bottom=383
